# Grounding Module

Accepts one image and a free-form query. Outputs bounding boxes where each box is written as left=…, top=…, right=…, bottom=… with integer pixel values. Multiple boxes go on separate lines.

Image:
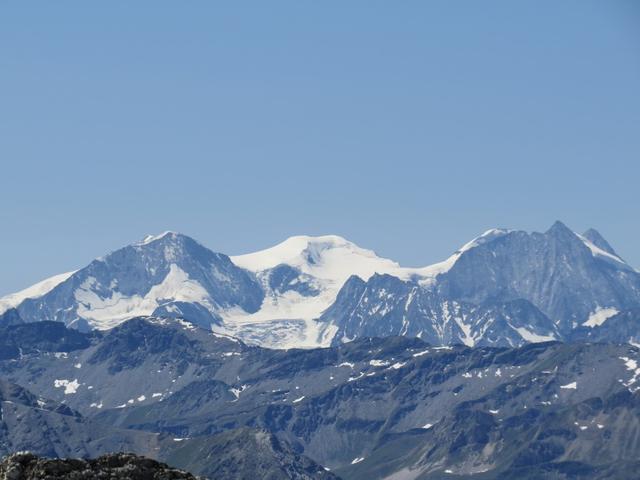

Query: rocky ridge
left=0, top=452, right=199, bottom=480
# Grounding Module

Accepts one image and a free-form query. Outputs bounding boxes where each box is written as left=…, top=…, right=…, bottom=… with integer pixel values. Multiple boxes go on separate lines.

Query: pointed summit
left=546, top=220, right=575, bottom=237
left=134, top=231, right=201, bottom=250
left=582, top=228, right=618, bottom=256
left=128, top=232, right=221, bottom=267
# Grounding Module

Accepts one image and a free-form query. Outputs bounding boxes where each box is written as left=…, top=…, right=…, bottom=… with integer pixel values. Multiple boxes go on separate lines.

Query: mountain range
left=2, top=223, right=640, bottom=478
left=1, top=221, right=639, bottom=350
left=0, top=316, right=639, bottom=478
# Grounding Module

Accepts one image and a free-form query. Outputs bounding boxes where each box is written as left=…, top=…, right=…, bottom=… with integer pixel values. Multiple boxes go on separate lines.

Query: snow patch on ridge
left=576, top=233, right=628, bottom=267
left=54, top=379, right=80, bottom=395
left=583, top=307, right=619, bottom=328
left=514, top=327, right=556, bottom=343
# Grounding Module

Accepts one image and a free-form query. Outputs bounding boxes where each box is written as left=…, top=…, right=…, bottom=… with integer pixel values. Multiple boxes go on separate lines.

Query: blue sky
left=1, top=1, right=639, bottom=295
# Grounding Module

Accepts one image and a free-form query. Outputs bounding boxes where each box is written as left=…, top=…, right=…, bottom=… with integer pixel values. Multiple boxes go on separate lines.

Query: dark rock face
left=0, top=321, right=93, bottom=361
left=0, top=377, right=162, bottom=461
left=86, top=317, right=205, bottom=373
left=266, top=265, right=320, bottom=297
left=436, top=222, right=640, bottom=334
left=0, top=317, right=247, bottom=417
left=0, top=366, right=336, bottom=478
left=321, top=275, right=560, bottom=348
left=0, top=452, right=199, bottom=480
left=0, top=309, right=24, bottom=327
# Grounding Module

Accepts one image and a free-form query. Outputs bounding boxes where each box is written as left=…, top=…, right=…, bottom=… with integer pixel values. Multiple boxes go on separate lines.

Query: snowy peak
left=131, top=232, right=226, bottom=264
left=538, top=221, right=629, bottom=267
left=231, top=229, right=514, bottom=289
left=232, top=235, right=352, bottom=271
left=231, top=234, right=403, bottom=285
left=130, top=231, right=212, bottom=259
left=454, top=228, right=512, bottom=255
left=11, top=232, right=263, bottom=331
left=225, top=235, right=409, bottom=348
left=137, top=230, right=179, bottom=246
left=546, top=219, right=575, bottom=237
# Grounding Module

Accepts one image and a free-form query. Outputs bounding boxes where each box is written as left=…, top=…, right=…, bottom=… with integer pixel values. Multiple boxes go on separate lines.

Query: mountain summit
left=5, top=232, right=263, bottom=331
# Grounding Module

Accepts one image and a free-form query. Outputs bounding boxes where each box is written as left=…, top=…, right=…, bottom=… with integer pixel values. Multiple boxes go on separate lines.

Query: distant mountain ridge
left=1, top=222, right=639, bottom=349
left=322, top=221, right=640, bottom=347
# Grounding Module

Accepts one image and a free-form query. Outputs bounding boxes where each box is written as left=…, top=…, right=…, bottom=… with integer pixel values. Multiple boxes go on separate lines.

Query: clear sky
left=1, top=1, right=639, bottom=295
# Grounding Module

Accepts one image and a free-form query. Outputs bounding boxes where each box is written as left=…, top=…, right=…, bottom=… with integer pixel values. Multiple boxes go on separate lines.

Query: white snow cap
left=232, top=229, right=512, bottom=284
left=231, top=234, right=404, bottom=284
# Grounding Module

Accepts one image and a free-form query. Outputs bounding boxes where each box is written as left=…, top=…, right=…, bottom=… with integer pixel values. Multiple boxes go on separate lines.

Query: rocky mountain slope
left=163, top=428, right=338, bottom=480
left=0, top=317, right=639, bottom=478
left=0, top=376, right=160, bottom=460
left=1, top=223, right=639, bottom=349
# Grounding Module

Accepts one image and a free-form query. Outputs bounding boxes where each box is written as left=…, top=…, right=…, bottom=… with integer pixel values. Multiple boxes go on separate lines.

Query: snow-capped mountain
left=1, top=222, right=639, bottom=348
left=225, top=234, right=423, bottom=347
left=322, top=222, right=640, bottom=347
left=4, top=232, right=263, bottom=331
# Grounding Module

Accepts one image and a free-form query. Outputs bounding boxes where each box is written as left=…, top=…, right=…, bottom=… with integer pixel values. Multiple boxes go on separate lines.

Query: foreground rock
left=0, top=452, right=199, bottom=480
